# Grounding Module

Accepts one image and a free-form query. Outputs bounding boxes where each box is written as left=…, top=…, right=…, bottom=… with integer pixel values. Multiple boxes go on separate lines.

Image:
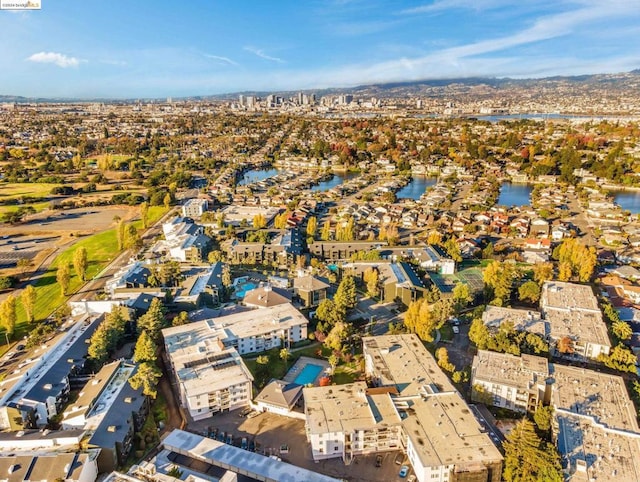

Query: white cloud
left=243, top=47, right=285, bottom=64
left=204, top=54, right=238, bottom=66
left=26, top=51, right=81, bottom=68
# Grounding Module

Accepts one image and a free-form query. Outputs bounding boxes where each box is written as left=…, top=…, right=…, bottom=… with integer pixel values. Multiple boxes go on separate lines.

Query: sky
left=0, top=0, right=639, bottom=98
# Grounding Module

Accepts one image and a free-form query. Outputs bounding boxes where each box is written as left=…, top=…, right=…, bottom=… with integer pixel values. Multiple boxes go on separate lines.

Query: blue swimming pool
left=294, top=363, right=324, bottom=385
left=235, top=282, right=257, bottom=298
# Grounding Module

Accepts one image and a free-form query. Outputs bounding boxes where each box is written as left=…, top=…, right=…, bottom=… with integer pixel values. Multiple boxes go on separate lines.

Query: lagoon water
left=498, top=183, right=532, bottom=207
left=613, top=191, right=640, bottom=214
left=311, top=172, right=358, bottom=192
left=396, top=176, right=438, bottom=200
left=238, top=168, right=279, bottom=185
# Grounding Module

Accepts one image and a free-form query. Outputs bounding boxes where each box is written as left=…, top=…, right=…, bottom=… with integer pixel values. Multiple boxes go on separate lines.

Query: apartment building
left=181, top=198, right=208, bottom=218
left=481, top=305, right=547, bottom=338
left=163, top=323, right=253, bottom=421
left=471, top=350, right=550, bottom=412
left=540, top=281, right=611, bottom=360
left=303, top=335, right=503, bottom=482
left=163, top=302, right=307, bottom=356
left=304, top=382, right=402, bottom=461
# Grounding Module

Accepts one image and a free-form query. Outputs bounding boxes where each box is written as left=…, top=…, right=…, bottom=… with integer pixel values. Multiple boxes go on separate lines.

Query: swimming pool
left=294, top=363, right=324, bottom=385
left=235, top=282, right=257, bottom=298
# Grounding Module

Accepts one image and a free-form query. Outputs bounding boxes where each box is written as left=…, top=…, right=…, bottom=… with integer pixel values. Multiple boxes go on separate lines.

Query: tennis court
left=429, top=267, right=484, bottom=294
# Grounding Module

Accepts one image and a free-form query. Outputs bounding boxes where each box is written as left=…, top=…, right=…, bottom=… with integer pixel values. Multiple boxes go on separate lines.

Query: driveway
left=352, top=299, right=402, bottom=335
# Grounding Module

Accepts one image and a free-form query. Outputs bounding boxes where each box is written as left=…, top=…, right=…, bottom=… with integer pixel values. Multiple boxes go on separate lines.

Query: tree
left=57, top=263, right=71, bottom=296
left=73, top=247, right=88, bottom=282
left=88, top=325, right=110, bottom=364
left=598, top=344, right=637, bottom=372
left=518, top=281, right=541, bottom=303
left=435, top=347, right=455, bottom=373
left=116, top=219, right=126, bottom=251
left=502, top=419, right=562, bottom=482
left=334, top=275, right=357, bottom=312
left=328, top=353, right=339, bottom=372
left=124, top=224, right=141, bottom=249
left=320, top=221, right=331, bottom=241
left=208, top=250, right=223, bottom=263
left=556, top=336, right=574, bottom=354
left=16, top=258, right=31, bottom=278
left=452, top=282, right=472, bottom=310
left=443, top=238, right=462, bottom=262
left=403, top=299, right=438, bottom=342
left=256, top=355, right=269, bottom=367
left=163, top=193, right=172, bottom=210
left=252, top=213, right=267, bottom=229
left=469, top=317, right=490, bottom=350
left=167, top=467, right=183, bottom=478
left=129, top=362, right=162, bottom=399
left=363, top=267, right=379, bottom=297
left=324, top=321, right=351, bottom=353
left=315, top=299, right=344, bottom=328
left=557, top=262, right=572, bottom=282
left=0, top=295, right=17, bottom=338
left=133, top=330, right=157, bottom=364
left=137, top=298, right=167, bottom=341
left=427, top=231, right=442, bottom=245
left=306, top=216, right=318, bottom=238
left=222, top=264, right=232, bottom=288
left=533, top=262, right=554, bottom=285
left=21, top=285, right=37, bottom=324
left=140, top=201, right=149, bottom=229
left=172, top=311, right=189, bottom=327
left=483, top=261, right=517, bottom=305
left=279, top=348, right=291, bottom=370
left=533, top=403, right=554, bottom=433
left=612, top=320, right=632, bottom=341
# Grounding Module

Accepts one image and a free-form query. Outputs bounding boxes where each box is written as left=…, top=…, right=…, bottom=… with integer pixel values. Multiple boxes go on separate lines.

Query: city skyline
left=0, top=0, right=639, bottom=98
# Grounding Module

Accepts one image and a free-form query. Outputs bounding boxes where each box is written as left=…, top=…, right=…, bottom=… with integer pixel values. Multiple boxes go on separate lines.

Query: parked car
left=226, top=433, right=233, bottom=445
left=453, top=326, right=460, bottom=334
left=241, top=437, right=248, bottom=450
left=217, top=431, right=225, bottom=442
left=399, top=465, right=410, bottom=478
left=248, top=440, right=255, bottom=452
left=375, top=455, right=383, bottom=467
left=394, top=453, right=404, bottom=465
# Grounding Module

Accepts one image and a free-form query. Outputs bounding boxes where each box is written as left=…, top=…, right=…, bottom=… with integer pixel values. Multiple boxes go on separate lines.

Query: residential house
left=293, top=275, right=330, bottom=307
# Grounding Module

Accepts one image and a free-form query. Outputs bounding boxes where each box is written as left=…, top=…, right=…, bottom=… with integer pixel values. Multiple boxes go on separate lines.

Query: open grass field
left=0, top=183, right=56, bottom=216
left=11, top=205, right=168, bottom=337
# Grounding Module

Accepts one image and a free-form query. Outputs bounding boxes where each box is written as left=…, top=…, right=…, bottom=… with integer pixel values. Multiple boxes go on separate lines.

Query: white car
left=453, top=326, right=460, bottom=334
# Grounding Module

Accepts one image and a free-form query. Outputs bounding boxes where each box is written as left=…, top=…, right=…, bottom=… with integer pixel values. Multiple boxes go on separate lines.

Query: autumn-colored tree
left=306, top=216, right=318, bottom=238
left=0, top=295, right=17, bottom=338
left=556, top=336, right=574, bottom=354
left=73, top=247, right=88, bottom=282
left=57, top=263, right=71, bottom=296
left=518, top=281, right=541, bottom=303
left=363, top=267, right=379, bottom=297
left=435, top=347, right=455, bottom=373
left=140, top=201, right=149, bottom=229
left=21, top=285, right=37, bottom=324
left=533, top=262, right=554, bottom=285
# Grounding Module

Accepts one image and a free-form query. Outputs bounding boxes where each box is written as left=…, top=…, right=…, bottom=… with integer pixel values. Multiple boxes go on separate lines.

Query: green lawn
left=0, top=182, right=56, bottom=200
left=14, top=228, right=119, bottom=334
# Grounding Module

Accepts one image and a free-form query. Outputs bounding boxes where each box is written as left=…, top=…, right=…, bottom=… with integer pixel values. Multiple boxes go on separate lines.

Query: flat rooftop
left=556, top=413, right=640, bottom=482
left=304, top=382, right=400, bottom=435
left=163, top=429, right=342, bottom=482
left=362, top=334, right=454, bottom=396
left=551, top=364, right=639, bottom=433
left=163, top=324, right=253, bottom=397
left=164, top=303, right=306, bottom=346
left=472, top=350, right=549, bottom=389
left=541, top=281, right=610, bottom=347
left=482, top=305, right=547, bottom=337
left=404, top=393, right=503, bottom=470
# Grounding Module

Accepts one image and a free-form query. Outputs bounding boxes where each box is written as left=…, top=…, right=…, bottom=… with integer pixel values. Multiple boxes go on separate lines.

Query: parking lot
left=188, top=410, right=412, bottom=482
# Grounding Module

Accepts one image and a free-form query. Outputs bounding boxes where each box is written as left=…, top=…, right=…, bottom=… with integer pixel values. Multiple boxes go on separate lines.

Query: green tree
left=21, top=285, right=37, bottom=324
left=124, top=224, right=141, bottom=249
left=518, top=281, right=541, bottom=303
left=222, top=264, right=232, bottom=288
left=116, top=219, right=126, bottom=251
left=129, top=362, right=162, bottom=399
left=57, top=263, right=71, bottom=296
left=502, top=419, right=562, bottom=482
left=315, top=299, right=344, bottom=328
left=133, top=330, right=157, bottom=364
left=0, top=295, right=17, bottom=338
left=88, top=325, right=110, bottom=364
left=137, top=298, right=167, bottom=341
left=483, top=261, right=517, bottom=305
left=334, top=275, right=357, bottom=312
left=279, top=348, right=291, bottom=370
left=172, top=311, right=189, bottom=327
left=73, top=246, right=88, bottom=282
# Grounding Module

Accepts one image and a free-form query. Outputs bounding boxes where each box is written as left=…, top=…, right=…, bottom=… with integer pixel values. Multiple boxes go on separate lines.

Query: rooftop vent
left=107, top=425, right=117, bottom=432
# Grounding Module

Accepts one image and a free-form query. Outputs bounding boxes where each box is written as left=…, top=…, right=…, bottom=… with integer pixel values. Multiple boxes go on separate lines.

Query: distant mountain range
left=2, top=69, right=640, bottom=103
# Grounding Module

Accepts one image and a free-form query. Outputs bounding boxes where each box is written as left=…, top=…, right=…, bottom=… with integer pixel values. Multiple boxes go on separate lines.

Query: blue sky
left=1, top=0, right=639, bottom=98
